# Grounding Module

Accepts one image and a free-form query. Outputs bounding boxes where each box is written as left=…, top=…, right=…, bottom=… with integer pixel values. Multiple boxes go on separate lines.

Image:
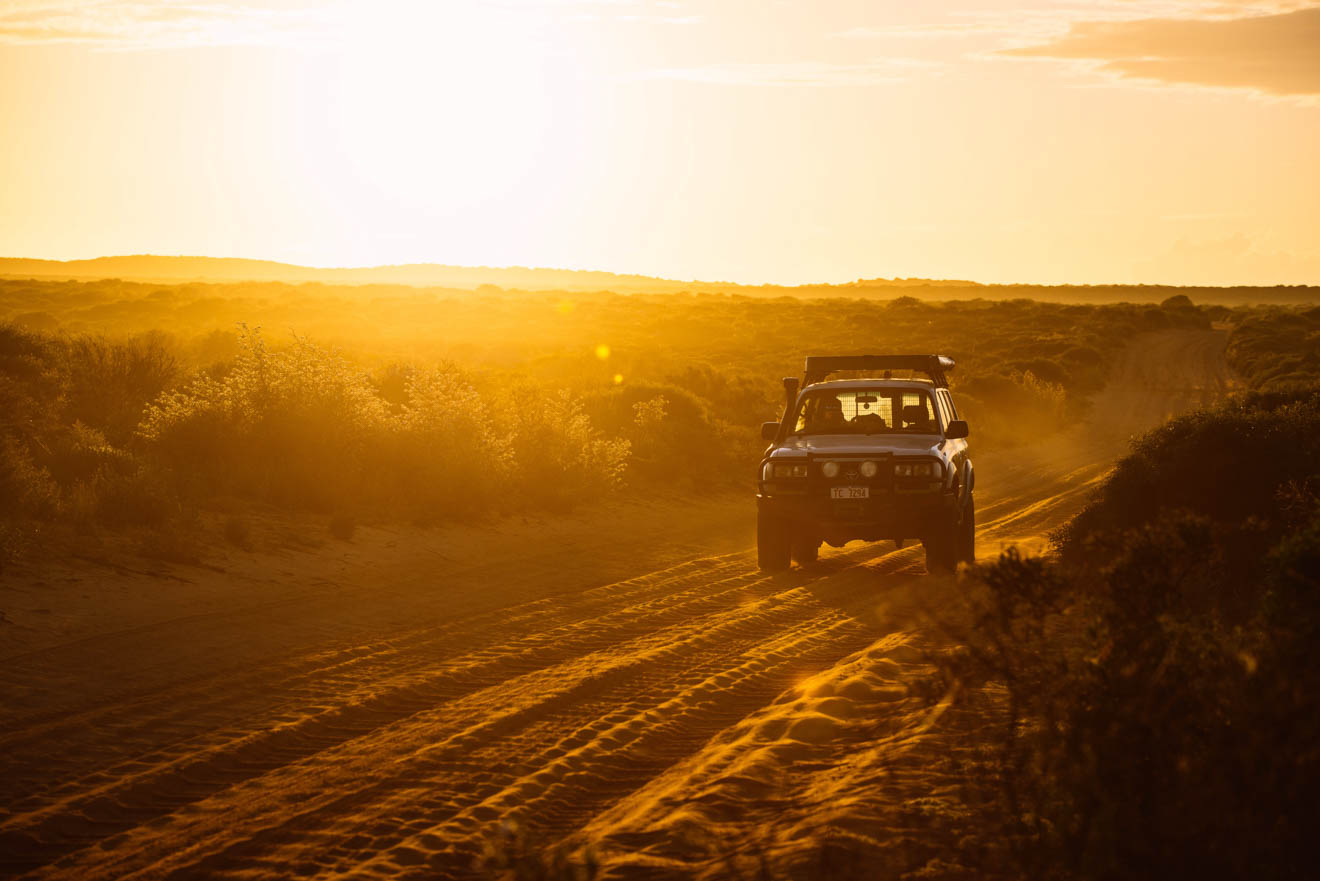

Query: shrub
left=1226, top=308, right=1320, bottom=390
left=94, top=465, right=177, bottom=528
left=389, top=366, right=509, bottom=515
left=0, top=435, right=61, bottom=520
left=139, top=326, right=391, bottom=508
left=954, top=370, right=1068, bottom=445
left=0, top=521, right=28, bottom=571
left=61, top=332, right=179, bottom=446
left=498, top=388, right=629, bottom=509
left=584, top=382, right=742, bottom=486
left=1057, top=387, right=1320, bottom=571
left=934, top=387, right=1320, bottom=881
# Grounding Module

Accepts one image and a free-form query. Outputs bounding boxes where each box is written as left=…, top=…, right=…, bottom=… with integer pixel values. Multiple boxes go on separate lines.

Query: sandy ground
left=0, top=329, right=1233, bottom=881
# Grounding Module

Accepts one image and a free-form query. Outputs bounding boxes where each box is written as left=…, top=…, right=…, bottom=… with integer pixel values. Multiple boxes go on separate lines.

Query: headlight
left=821, top=461, right=840, bottom=478
left=894, top=461, right=937, bottom=478
left=768, top=462, right=808, bottom=479
left=859, top=460, right=879, bottom=478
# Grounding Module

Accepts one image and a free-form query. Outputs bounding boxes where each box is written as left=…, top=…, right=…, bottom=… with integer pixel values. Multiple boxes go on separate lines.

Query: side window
left=938, top=390, right=956, bottom=424
left=931, top=390, right=949, bottom=428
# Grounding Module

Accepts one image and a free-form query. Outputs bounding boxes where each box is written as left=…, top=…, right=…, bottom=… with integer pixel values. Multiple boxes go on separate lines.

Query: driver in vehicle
left=811, top=396, right=847, bottom=431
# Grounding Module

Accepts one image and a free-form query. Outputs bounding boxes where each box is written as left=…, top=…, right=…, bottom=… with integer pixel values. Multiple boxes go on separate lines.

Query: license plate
left=831, top=486, right=869, bottom=500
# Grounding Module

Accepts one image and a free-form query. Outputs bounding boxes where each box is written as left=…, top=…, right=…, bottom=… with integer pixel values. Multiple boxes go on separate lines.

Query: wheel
left=958, top=493, right=976, bottom=564
left=791, top=533, right=819, bottom=566
left=923, top=524, right=957, bottom=574
left=757, top=508, right=792, bottom=571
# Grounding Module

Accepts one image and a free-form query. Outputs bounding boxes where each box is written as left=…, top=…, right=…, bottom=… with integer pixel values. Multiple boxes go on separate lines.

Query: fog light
left=822, top=461, right=840, bottom=478
left=859, top=460, right=879, bottom=478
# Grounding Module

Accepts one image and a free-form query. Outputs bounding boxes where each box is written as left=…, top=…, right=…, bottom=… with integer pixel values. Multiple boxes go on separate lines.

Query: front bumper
left=758, top=483, right=959, bottom=544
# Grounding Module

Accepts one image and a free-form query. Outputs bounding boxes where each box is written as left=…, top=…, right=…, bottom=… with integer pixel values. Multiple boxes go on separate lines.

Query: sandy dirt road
left=0, top=330, right=1232, bottom=880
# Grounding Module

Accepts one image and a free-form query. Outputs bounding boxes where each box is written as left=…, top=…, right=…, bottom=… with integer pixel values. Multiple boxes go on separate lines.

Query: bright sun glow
left=0, top=0, right=1316, bottom=283
left=324, top=4, right=554, bottom=209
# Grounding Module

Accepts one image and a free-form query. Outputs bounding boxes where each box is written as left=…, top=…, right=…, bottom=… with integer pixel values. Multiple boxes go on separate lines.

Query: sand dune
left=0, top=330, right=1231, bottom=880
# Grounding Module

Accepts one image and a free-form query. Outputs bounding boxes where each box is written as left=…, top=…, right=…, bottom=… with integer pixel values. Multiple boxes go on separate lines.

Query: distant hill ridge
left=0, top=255, right=987, bottom=291
left=0, top=255, right=1315, bottom=302
left=0, top=255, right=706, bottom=292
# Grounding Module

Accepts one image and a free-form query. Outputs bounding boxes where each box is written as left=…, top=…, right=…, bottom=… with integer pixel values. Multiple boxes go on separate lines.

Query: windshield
left=791, top=388, right=939, bottom=435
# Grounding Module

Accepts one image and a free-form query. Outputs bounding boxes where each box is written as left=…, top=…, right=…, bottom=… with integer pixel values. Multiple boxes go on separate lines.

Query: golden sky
left=1, top=0, right=1316, bottom=285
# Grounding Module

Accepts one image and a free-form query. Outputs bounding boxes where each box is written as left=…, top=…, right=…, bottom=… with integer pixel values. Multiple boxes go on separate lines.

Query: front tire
left=923, top=525, right=957, bottom=574
left=958, top=493, right=976, bottom=564
left=791, top=533, right=819, bottom=566
left=758, top=508, right=792, bottom=572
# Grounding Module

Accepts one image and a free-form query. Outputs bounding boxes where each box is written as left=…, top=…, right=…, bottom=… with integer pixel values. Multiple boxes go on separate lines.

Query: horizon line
left=0, top=253, right=1316, bottom=290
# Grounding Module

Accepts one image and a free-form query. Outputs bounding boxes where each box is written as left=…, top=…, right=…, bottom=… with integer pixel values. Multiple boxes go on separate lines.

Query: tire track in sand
left=0, top=329, right=1233, bottom=880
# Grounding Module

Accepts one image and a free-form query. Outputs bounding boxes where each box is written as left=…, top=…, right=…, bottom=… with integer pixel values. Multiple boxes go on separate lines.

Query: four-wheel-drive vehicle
left=756, top=355, right=974, bottom=574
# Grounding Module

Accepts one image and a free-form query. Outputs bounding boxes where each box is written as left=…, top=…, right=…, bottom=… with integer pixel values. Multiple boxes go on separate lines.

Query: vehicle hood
left=775, top=434, right=944, bottom=457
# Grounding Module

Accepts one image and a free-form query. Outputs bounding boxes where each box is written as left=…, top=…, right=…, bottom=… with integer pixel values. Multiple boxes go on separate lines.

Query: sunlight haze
left=1, top=0, right=1316, bottom=284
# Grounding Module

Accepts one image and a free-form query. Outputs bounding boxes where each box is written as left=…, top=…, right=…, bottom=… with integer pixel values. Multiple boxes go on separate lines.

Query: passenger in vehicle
left=900, top=404, right=932, bottom=431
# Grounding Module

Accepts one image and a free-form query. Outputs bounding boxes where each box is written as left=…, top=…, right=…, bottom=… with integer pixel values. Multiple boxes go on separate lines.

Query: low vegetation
left=936, top=384, right=1320, bottom=880
left=1225, top=304, right=1320, bottom=389
left=0, top=282, right=1230, bottom=560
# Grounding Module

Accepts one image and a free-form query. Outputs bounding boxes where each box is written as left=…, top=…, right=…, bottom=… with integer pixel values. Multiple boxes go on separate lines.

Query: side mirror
left=761, top=421, right=780, bottom=441
left=945, top=420, right=969, bottom=440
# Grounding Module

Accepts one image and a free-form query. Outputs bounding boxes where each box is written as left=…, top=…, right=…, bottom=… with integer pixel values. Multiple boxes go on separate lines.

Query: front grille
left=811, top=456, right=894, bottom=493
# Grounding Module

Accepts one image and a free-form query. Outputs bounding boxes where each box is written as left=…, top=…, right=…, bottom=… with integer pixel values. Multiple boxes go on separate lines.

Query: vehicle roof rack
left=804, top=354, right=955, bottom=388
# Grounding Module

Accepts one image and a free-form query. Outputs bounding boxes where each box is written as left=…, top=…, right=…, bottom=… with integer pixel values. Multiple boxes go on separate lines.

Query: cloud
left=643, top=58, right=937, bottom=87
left=1003, top=6, right=1320, bottom=96
left=0, top=0, right=697, bottom=48
left=0, top=1, right=333, bottom=49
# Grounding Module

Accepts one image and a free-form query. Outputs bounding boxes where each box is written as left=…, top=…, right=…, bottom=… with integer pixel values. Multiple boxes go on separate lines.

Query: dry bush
left=388, top=366, right=510, bottom=515
left=583, top=381, right=747, bottom=487
left=61, top=332, right=179, bottom=446
left=138, top=326, right=392, bottom=508
left=0, top=436, right=61, bottom=520
left=137, top=328, right=629, bottom=520
left=933, top=388, right=1320, bottom=881
left=1225, top=306, right=1320, bottom=390
left=496, top=389, right=630, bottom=510
left=0, top=521, right=29, bottom=571
left=0, top=293, right=1235, bottom=543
